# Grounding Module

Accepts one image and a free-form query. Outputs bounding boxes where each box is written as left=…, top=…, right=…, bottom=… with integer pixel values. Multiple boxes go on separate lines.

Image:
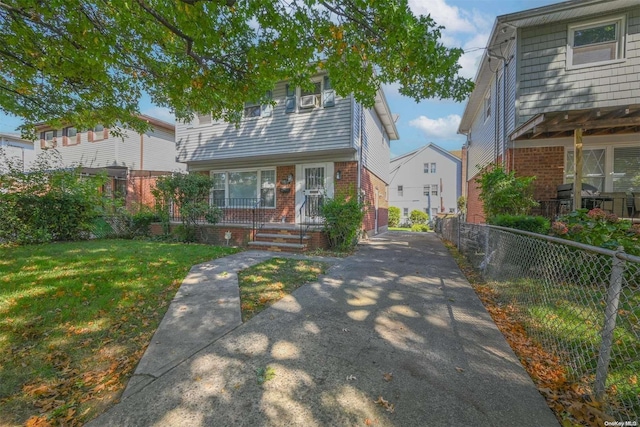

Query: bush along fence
left=436, top=217, right=640, bottom=421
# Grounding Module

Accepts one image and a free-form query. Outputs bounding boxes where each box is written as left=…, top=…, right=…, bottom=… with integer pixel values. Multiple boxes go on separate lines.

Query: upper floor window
left=397, top=185, right=403, bottom=196
left=41, top=130, right=56, bottom=149
left=431, top=186, right=438, bottom=196
left=285, top=76, right=335, bottom=113
left=423, top=185, right=429, bottom=196
left=243, top=90, right=273, bottom=119
left=484, top=91, right=491, bottom=121
left=431, top=163, right=436, bottom=173
left=423, top=163, right=429, bottom=173
left=197, top=114, right=212, bottom=126
left=92, top=124, right=106, bottom=141
left=568, top=16, right=625, bottom=69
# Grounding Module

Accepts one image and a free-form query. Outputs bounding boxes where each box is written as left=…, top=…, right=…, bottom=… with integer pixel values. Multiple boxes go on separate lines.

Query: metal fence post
left=594, top=247, right=625, bottom=400
left=457, top=217, right=461, bottom=249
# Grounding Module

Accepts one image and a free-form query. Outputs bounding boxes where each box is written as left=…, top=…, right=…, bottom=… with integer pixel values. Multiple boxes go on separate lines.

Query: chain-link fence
left=436, top=217, right=640, bottom=421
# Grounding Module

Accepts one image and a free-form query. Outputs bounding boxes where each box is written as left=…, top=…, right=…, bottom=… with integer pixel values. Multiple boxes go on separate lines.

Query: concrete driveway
left=88, top=232, right=558, bottom=426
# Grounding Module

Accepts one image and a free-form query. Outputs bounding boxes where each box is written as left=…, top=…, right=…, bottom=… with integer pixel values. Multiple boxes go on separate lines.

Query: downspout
left=140, top=132, right=144, bottom=170
left=358, top=102, right=363, bottom=193
left=494, top=68, right=499, bottom=163
left=502, top=61, right=507, bottom=169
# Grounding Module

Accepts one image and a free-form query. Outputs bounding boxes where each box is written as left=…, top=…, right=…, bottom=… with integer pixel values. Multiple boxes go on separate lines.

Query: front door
left=303, top=166, right=325, bottom=223
left=295, top=163, right=334, bottom=224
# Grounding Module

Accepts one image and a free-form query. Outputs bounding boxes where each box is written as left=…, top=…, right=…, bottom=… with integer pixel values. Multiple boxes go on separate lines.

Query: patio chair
left=601, top=192, right=627, bottom=217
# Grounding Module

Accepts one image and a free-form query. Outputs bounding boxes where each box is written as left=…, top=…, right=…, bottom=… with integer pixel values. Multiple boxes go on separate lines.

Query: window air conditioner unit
left=299, top=94, right=319, bottom=109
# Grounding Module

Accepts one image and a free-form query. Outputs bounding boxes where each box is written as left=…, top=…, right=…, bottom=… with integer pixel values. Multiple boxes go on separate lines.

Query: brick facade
left=276, top=165, right=296, bottom=223
left=465, top=146, right=566, bottom=223
left=361, top=167, right=388, bottom=235
left=506, top=146, right=565, bottom=201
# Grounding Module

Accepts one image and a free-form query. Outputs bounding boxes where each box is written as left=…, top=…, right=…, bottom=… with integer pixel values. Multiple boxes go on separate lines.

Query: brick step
left=248, top=241, right=308, bottom=253
left=254, top=233, right=310, bottom=242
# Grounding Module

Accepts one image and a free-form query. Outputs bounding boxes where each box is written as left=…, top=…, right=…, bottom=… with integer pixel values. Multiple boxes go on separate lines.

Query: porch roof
left=510, top=105, right=640, bottom=141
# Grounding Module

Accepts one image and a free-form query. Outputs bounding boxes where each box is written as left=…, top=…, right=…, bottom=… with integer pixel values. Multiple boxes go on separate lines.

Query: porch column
left=573, top=127, right=583, bottom=211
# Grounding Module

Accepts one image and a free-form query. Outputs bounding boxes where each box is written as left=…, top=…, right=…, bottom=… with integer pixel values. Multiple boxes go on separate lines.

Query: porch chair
left=601, top=192, right=628, bottom=218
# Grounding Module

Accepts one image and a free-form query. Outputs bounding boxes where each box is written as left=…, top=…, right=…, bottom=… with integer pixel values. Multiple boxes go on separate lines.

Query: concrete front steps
left=248, top=224, right=321, bottom=253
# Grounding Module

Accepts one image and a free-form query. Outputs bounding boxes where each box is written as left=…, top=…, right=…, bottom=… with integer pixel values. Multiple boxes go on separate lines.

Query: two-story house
left=36, top=114, right=184, bottom=209
left=175, top=73, right=398, bottom=250
left=1, top=133, right=35, bottom=172
left=459, top=0, right=640, bottom=223
left=389, top=143, right=462, bottom=224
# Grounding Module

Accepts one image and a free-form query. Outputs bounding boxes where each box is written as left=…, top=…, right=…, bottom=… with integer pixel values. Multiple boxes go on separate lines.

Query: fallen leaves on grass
left=373, top=396, right=395, bottom=413
left=443, top=240, right=616, bottom=427
left=382, top=372, right=393, bottom=382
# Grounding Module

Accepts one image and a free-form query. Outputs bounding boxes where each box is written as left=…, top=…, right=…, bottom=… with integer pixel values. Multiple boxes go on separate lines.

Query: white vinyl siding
left=176, top=80, right=352, bottom=163
left=361, top=105, right=391, bottom=183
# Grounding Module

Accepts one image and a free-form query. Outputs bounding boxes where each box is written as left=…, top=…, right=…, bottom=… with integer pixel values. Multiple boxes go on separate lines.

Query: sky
left=0, top=0, right=560, bottom=158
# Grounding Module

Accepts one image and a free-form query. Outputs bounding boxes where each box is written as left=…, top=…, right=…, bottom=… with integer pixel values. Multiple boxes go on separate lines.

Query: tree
left=475, top=164, right=538, bottom=220
left=0, top=0, right=473, bottom=136
left=409, top=209, right=428, bottom=225
left=151, top=172, right=221, bottom=241
left=388, top=206, right=400, bottom=227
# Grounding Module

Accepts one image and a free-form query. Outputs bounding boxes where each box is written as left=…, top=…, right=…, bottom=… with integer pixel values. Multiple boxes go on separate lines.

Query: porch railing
left=536, top=194, right=638, bottom=220
left=167, top=198, right=266, bottom=225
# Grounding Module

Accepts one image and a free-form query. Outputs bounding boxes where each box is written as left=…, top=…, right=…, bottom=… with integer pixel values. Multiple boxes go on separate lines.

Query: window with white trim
left=423, top=163, right=429, bottom=173
left=210, top=169, right=276, bottom=208
left=243, top=91, right=273, bottom=118
left=568, top=16, right=625, bottom=68
left=431, top=187, right=438, bottom=196
left=403, top=208, right=408, bottom=217
left=423, top=185, right=429, bottom=196
left=566, top=145, right=640, bottom=193
left=484, top=91, right=491, bottom=121
left=397, top=185, right=403, bottom=196
left=430, top=163, right=436, bottom=173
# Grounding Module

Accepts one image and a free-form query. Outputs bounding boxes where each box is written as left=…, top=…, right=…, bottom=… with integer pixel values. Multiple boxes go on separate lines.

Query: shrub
left=550, top=208, right=640, bottom=256
left=476, top=164, right=538, bottom=220
left=411, top=223, right=430, bottom=232
left=320, top=189, right=365, bottom=251
left=491, top=214, right=550, bottom=234
left=151, top=173, right=220, bottom=242
left=388, top=206, right=401, bottom=227
left=409, top=209, right=429, bottom=225
left=0, top=149, right=106, bottom=244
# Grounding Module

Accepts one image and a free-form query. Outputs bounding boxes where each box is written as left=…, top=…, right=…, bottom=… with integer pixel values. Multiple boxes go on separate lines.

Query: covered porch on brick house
left=507, top=105, right=640, bottom=220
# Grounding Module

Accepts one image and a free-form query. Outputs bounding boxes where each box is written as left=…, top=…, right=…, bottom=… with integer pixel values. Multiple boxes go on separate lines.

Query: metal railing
left=298, top=195, right=325, bottom=244
left=436, top=217, right=640, bottom=421
left=167, top=198, right=266, bottom=224
left=536, top=195, right=637, bottom=221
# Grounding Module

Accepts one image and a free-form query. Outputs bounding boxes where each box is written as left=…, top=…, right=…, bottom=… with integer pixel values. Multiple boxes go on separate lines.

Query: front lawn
left=237, top=258, right=328, bottom=321
left=0, top=239, right=239, bottom=426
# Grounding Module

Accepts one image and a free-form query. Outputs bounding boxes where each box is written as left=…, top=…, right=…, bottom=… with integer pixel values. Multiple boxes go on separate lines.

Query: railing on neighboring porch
left=536, top=193, right=640, bottom=220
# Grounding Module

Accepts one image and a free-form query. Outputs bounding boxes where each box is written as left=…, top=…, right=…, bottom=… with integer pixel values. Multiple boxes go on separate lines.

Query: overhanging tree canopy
left=0, top=0, right=473, bottom=135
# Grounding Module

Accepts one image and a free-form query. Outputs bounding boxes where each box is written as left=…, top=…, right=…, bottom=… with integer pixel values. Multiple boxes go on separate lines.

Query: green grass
left=388, top=227, right=411, bottom=231
left=490, top=276, right=640, bottom=419
left=237, top=258, right=328, bottom=321
left=0, top=239, right=239, bottom=426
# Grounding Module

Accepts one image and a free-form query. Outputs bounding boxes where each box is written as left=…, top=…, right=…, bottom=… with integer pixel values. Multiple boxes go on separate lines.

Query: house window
left=424, top=163, right=429, bottom=173
left=210, top=169, right=276, bottom=208
left=197, top=114, right=212, bottom=125
left=566, top=149, right=606, bottom=192
left=42, top=130, right=56, bottom=148
left=484, top=91, right=491, bottom=121
left=431, top=187, right=438, bottom=196
left=612, top=147, right=640, bottom=192
left=299, top=82, right=322, bottom=109
left=397, top=185, right=403, bottom=196
left=568, top=16, right=625, bottom=68
left=403, top=208, right=408, bottom=217
left=92, top=124, right=106, bottom=141
left=243, top=103, right=262, bottom=118
left=243, top=91, right=273, bottom=118
left=449, top=208, right=455, bottom=213
left=431, top=163, right=436, bottom=173
left=423, top=185, right=429, bottom=196
left=65, top=127, right=77, bottom=138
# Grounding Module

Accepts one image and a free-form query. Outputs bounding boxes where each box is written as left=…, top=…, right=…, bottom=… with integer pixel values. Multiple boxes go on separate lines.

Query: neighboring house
left=388, top=143, right=462, bottom=224
left=35, top=114, right=184, bottom=208
left=0, top=133, right=35, bottom=172
left=175, top=72, right=399, bottom=250
left=458, top=0, right=640, bottom=223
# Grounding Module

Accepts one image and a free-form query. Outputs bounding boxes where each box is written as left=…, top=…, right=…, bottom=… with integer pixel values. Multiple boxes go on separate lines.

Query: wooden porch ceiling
left=510, top=105, right=640, bottom=141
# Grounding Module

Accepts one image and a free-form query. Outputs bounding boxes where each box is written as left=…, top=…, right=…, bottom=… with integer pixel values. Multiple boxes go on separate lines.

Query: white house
left=175, top=72, right=399, bottom=250
left=0, top=133, right=35, bottom=172
left=389, top=143, right=462, bottom=223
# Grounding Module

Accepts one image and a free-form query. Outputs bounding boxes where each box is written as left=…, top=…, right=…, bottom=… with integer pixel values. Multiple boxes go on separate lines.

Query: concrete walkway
left=88, top=232, right=559, bottom=426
